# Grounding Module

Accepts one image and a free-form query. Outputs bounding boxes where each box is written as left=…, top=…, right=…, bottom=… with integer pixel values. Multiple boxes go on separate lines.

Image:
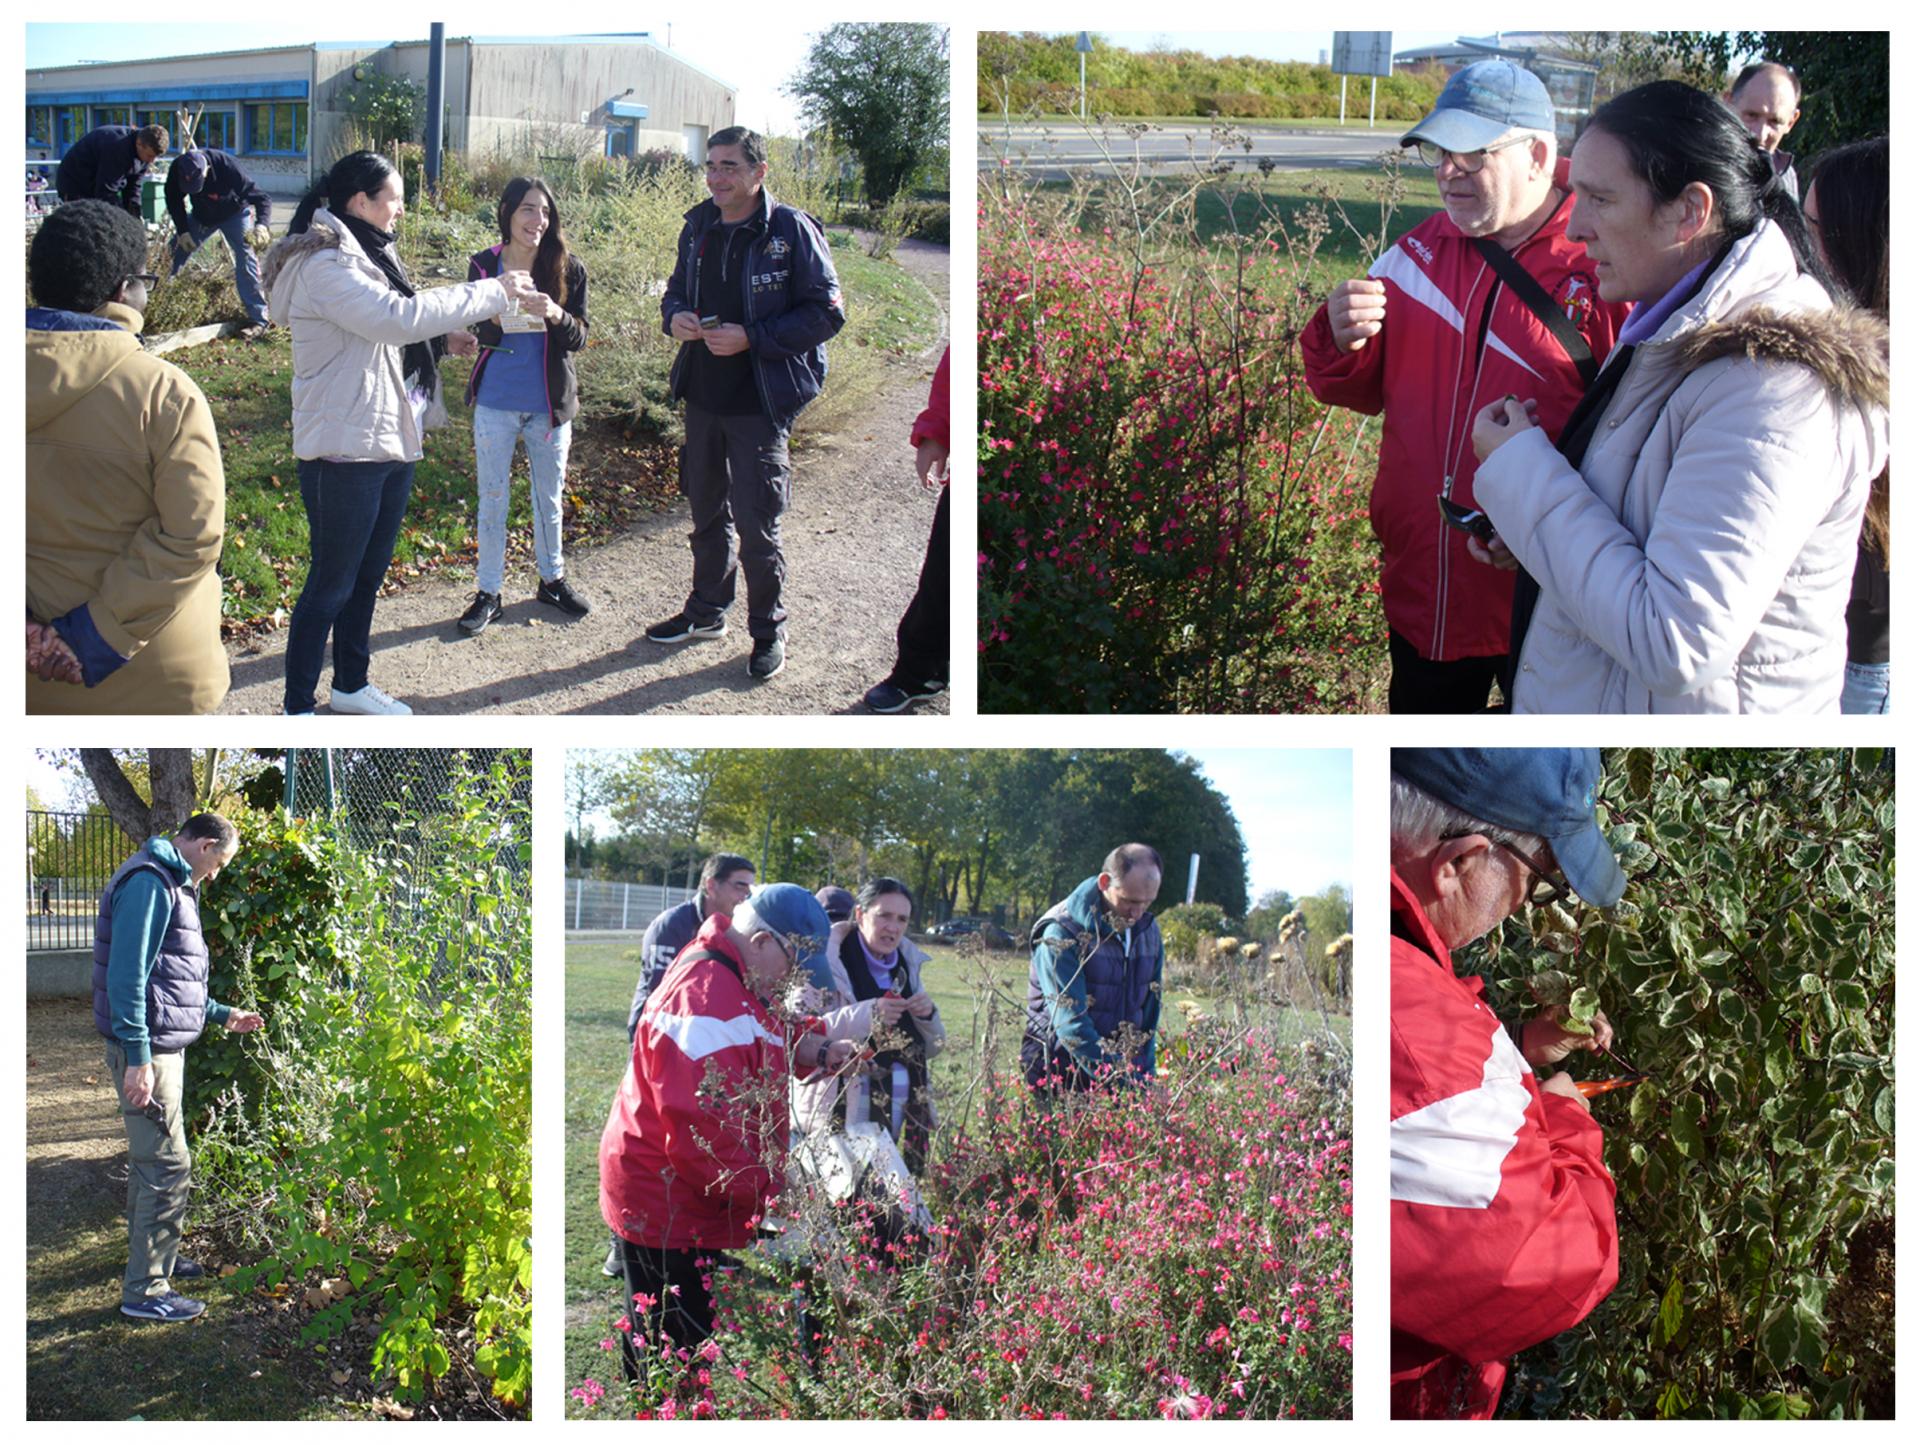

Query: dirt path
left=218, top=240, right=951, bottom=716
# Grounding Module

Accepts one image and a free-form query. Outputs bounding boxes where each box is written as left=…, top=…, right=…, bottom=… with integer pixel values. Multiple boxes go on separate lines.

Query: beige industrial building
left=27, top=32, right=736, bottom=200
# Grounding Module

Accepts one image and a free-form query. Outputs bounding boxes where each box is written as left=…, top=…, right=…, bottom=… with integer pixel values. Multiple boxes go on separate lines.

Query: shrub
left=1479, top=748, right=1894, bottom=1419
left=978, top=146, right=1388, bottom=712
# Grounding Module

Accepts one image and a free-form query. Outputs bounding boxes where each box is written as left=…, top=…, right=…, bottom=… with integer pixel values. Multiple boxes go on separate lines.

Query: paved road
left=981, top=123, right=1406, bottom=175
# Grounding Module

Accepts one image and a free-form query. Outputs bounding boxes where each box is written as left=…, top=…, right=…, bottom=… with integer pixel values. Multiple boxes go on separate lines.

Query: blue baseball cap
left=814, top=885, right=855, bottom=923
left=1391, top=748, right=1626, bottom=907
left=1401, top=60, right=1555, bottom=154
left=173, top=149, right=210, bottom=193
left=746, top=883, right=833, bottom=988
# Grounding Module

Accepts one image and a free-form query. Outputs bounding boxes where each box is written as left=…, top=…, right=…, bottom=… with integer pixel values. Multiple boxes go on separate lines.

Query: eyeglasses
left=705, top=160, right=753, bottom=175
left=125, top=272, right=159, bottom=287
left=1413, top=136, right=1532, bottom=174
left=1443, top=829, right=1571, bottom=906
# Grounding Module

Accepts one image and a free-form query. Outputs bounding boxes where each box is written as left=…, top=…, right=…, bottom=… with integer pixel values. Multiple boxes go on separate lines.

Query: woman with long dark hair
left=1804, top=136, right=1890, bottom=714
left=1466, top=81, right=1888, bottom=713
left=455, top=176, right=592, bottom=634
left=262, top=150, right=540, bottom=714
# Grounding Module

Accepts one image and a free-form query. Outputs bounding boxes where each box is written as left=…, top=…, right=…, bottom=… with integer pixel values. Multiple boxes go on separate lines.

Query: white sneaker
left=328, top=682, right=413, bottom=716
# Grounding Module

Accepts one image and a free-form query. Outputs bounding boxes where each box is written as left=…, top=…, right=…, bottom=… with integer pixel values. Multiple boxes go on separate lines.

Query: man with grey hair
left=1023, top=842, right=1165, bottom=1092
left=1726, top=60, right=1802, bottom=202
left=1388, top=749, right=1626, bottom=1416
left=1305, top=60, right=1631, bottom=713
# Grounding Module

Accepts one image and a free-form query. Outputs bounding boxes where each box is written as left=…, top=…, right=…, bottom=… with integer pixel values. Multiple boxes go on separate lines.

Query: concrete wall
left=28, top=950, right=93, bottom=1000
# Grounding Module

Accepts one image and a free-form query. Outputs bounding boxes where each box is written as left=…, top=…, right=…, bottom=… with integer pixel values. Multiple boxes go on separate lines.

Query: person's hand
left=496, top=269, right=541, bottom=308
left=916, top=439, right=950, bottom=490
left=443, top=329, right=478, bottom=358
left=171, top=236, right=198, bottom=268
left=226, top=1010, right=265, bottom=1034
left=123, top=1062, right=155, bottom=1111
left=1465, top=533, right=1520, bottom=571
left=1522, top=1009, right=1613, bottom=1068
left=1327, top=277, right=1387, bottom=351
left=1539, top=1070, right=1593, bottom=1113
left=669, top=310, right=705, bottom=342
left=1472, top=395, right=1540, bottom=462
left=249, top=225, right=270, bottom=249
left=904, top=991, right=936, bottom=1020
left=528, top=292, right=564, bottom=324
left=871, top=995, right=910, bottom=1027
left=26, top=619, right=84, bottom=685
left=823, top=1038, right=860, bottom=1071
left=702, top=322, right=751, bottom=356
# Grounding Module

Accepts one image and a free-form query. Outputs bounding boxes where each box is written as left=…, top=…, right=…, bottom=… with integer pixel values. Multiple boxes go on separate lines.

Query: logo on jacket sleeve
left=1558, top=273, right=1596, bottom=327
left=765, top=235, right=791, bottom=261
left=1406, top=235, right=1436, bottom=266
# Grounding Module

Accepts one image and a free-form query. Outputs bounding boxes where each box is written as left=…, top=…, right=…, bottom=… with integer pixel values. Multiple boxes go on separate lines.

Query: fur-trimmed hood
left=260, top=209, right=351, bottom=296
left=1674, top=302, right=1889, bottom=416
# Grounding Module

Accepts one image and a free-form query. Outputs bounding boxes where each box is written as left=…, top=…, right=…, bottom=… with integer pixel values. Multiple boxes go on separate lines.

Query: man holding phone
left=1302, top=61, right=1629, bottom=713
left=650, top=127, right=846, bottom=681
left=93, top=813, right=263, bottom=1321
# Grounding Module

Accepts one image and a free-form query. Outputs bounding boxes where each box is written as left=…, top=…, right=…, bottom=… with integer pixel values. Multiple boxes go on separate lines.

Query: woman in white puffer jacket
left=1468, top=82, right=1888, bottom=714
left=263, top=150, right=540, bottom=715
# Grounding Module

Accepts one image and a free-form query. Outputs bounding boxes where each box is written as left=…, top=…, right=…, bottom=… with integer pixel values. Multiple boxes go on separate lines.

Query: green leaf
left=1716, top=990, right=1748, bottom=1026
left=1655, top=1274, right=1686, bottom=1349
left=1671, top=1108, right=1704, bottom=1159
left=1871, top=1086, right=1893, bottom=1133
left=1630, top=1077, right=1658, bottom=1126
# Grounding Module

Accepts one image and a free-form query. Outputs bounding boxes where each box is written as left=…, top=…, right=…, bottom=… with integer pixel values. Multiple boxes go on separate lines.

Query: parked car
left=925, top=916, right=1017, bottom=949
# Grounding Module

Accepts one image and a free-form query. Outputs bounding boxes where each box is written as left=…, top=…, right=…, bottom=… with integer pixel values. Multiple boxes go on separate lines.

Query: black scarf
left=335, top=210, right=440, bottom=391
left=835, top=929, right=935, bottom=1176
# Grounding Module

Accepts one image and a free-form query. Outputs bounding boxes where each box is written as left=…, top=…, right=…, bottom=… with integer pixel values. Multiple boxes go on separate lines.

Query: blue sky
left=25, top=23, right=822, bottom=137
left=1181, top=749, right=1352, bottom=903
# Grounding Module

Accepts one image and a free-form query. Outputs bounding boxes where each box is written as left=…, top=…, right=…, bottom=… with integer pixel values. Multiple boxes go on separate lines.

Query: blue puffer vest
left=1025, top=876, right=1162, bottom=1070
left=92, top=843, right=209, bottom=1052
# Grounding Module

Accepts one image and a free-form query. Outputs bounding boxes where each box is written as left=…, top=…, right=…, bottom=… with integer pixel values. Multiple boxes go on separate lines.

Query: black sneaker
left=749, top=638, right=786, bottom=680
left=121, top=1291, right=207, bottom=1322
left=171, top=1258, right=209, bottom=1281
left=459, top=591, right=503, bottom=635
left=536, top=576, right=591, bottom=617
left=646, top=611, right=726, bottom=644
left=865, top=674, right=945, bottom=712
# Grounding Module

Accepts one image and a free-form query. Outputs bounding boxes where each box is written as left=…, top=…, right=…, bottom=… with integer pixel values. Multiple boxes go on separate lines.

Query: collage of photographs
left=10, top=16, right=1899, bottom=1430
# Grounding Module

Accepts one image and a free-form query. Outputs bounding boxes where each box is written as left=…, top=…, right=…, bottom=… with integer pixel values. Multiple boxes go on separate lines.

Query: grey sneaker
left=121, top=1291, right=207, bottom=1322
left=645, top=611, right=726, bottom=644
left=603, top=1240, right=623, bottom=1277
left=749, top=638, right=786, bottom=681
left=329, top=682, right=413, bottom=716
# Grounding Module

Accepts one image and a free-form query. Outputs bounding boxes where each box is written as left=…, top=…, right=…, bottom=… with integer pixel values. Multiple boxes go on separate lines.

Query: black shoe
left=171, top=1257, right=208, bottom=1281
left=537, top=576, right=591, bottom=617
left=865, top=673, right=944, bottom=712
left=459, top=591, right=502, bottom=635
left=646, top=611, right=726, bottom=644
left=749, top=638, right=786, bottom=680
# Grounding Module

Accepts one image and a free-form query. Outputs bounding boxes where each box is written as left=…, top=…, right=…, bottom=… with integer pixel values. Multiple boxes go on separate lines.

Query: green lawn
left=563, top=933, right=1344, bottom=1413
left=171, top=239, right=941, bottom=629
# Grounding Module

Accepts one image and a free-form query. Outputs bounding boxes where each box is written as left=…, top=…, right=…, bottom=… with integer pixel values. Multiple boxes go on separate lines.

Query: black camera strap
left=1472, top=235, right=1599, bottom=388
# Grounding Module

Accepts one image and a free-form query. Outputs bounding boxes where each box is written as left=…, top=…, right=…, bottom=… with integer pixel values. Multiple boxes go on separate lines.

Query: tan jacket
left=1477, top=221, right=1890, bottom=713
left=263, top=209, right=512, bottom=462
left=27, top=302, right=227, bottom=714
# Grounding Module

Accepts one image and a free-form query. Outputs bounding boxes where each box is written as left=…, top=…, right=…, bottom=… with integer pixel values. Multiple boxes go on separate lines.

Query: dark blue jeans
left=284, top=458, right=415, bottom=712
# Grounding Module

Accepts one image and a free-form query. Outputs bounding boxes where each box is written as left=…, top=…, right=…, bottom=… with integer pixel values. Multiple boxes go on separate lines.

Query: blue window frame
left=245, top=101, right=307, bottom=155
left=27, top=106, right=52, bottom=146
left=194, top=110, right=236, bottom=150
left=93, top=105, right=132, bottom=129
left=55, top=106, right=87, bottom=152
left=606, top=120, right=637, bottom=158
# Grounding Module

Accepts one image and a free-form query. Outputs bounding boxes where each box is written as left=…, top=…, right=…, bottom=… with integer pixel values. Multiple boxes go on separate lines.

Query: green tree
left=342, top=72, right=425, bottom=150
left=786, top=22, right=950, bottom=204
left=1243, top=887, right=1298, bottom=942
left=1298, top=883, right=1352, bottom=946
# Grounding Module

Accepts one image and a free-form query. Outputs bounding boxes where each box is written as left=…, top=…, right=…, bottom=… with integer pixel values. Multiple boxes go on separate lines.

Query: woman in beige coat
left=1469, top=83, right=1888, bottom=713
left=262, top=151, right=540, bottom=715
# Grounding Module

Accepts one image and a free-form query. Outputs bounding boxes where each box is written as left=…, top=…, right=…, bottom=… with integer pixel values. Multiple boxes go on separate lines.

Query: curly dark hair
left=29, top=199, right=149, bottom=313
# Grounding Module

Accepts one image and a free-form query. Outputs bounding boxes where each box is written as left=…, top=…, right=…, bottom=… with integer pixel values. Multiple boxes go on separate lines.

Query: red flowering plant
left=979, top=118, right=1401, bottom=712
left=573, top=946, right=1352, bottom=1419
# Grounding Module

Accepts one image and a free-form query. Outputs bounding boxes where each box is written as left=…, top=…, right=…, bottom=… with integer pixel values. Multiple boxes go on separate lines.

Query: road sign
left=1331, top=31, right=1393, bottom=78
left=1075, top=32, right=1093, bottom=53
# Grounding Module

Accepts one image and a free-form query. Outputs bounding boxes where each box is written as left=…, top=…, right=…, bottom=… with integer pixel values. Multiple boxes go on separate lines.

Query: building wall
left=308, top=40, right=474, bottom=174
left=465, top=41, right=734, bottom=162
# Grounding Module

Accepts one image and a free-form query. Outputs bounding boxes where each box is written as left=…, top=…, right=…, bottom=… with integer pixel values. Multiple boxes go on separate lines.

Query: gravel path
left=218, top=239, right=950, bottom=716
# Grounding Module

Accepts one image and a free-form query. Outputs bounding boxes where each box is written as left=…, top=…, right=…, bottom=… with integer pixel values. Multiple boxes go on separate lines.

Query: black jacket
left=55, top=126, right=151, bottom=212
left=463, top=247, right=589, bottom=429
left=165, top=149, right=273, bottom=233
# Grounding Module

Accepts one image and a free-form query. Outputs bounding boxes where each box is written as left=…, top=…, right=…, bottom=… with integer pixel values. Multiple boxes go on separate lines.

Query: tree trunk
left=149, top=752, right=196, bottom=834
left=80, top=748, right=195, bottom=844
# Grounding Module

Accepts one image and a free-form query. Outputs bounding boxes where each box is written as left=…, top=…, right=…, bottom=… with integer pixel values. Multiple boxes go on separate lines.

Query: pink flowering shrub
left=979, top=161, right=1387, bottom=712
left=573, top=1041, right=1351, bottom=1420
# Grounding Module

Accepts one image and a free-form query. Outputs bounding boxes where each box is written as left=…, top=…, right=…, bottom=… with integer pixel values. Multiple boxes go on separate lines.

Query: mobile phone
left=700, top=314, right=721, bottom=329
left=1437, top=494, right=1498, bottom=544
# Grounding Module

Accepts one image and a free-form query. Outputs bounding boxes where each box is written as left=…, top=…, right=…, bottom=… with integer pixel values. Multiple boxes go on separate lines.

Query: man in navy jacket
left=56, top=124, right=168, bottom=212
left=165, top=148, right=274, bottom=332
left=646, top=126, right=846, bottom=682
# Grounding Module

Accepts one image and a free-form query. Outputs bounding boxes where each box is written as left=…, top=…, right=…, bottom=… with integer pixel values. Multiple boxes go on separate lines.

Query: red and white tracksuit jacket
left=1390, top=869, right=1619, bottom=1418
left=1303, top=159, right=1630, bottom=661
left=601, top=915, right=821, bottom=1251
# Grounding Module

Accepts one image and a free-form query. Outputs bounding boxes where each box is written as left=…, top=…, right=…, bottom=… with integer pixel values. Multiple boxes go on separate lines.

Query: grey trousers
left=680, top=404, right=791, bottom=642
left=105, top=1041, right=190, bottom=1304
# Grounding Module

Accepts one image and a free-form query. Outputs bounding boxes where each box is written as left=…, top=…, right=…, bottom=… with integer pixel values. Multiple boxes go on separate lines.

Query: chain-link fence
left=565, top=877, right=693, bottom=931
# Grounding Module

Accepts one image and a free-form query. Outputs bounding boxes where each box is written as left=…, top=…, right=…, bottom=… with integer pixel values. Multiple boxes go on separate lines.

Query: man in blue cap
left=1304, top=61, right=1630, bottom=714
left=1386, top=749, right=1626, bottom=1416
left=164, top=146, right=274, bottom=336
left=602, top=881, right=852, bottom=1362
